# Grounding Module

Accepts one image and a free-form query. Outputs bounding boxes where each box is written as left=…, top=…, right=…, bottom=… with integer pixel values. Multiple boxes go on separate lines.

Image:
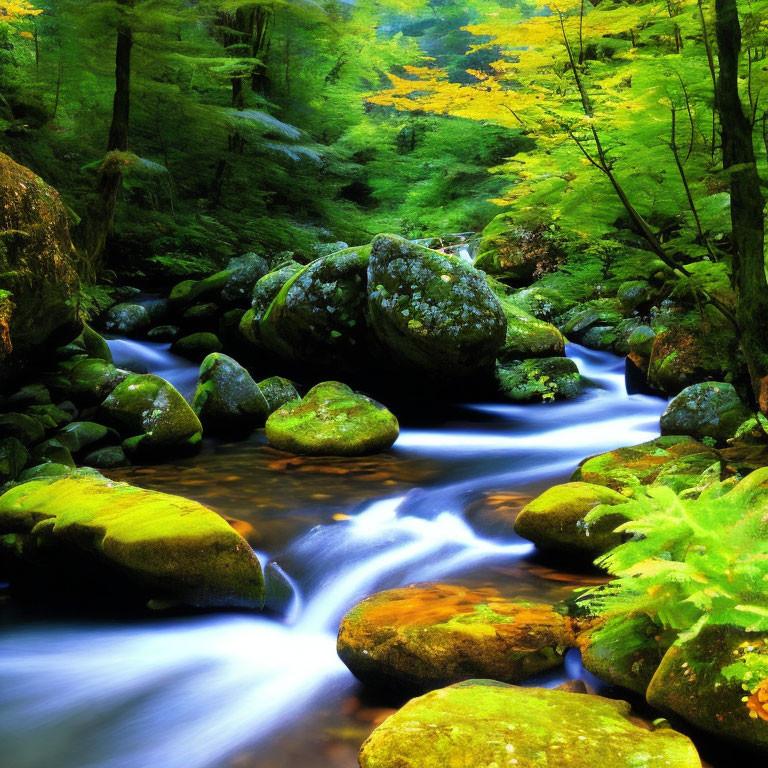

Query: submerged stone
left=0, top=471, right=264, bottom=609
left=514, top=481, right=629, bottom=557
left=368, top=235, right=506, bottom=377
left=338, top=584, right=575, bottom=693
left=192, top=353, right=268, bottom=435
left=359, top=679, right=700, bottom=768
left=265, top=381, right=398, bottom=456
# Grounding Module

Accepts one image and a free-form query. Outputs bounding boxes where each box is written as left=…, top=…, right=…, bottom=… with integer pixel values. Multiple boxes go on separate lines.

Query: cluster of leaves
left=371, top=0, right=768, bottom=291
left=579, top=468, right=768, bottom=692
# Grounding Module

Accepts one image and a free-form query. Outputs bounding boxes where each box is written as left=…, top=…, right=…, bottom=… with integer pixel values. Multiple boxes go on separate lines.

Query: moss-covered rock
left=103, top=303, right=151, bottom=336
left=147, top=325, right=181, bottom=342
left=660, top=382, right=752, bottom=445
left=359, top=679, right=700, bottom=768
left=171, top=332, right=223, bottom=362
left=259, top=246, right=374, bottom=369
left=258, top=376, right=299, bottom=414
left=54, top=421, right=118, bottom=456
left=265, top=381, right=398, bottom=456
left=0, top=437, right=30, bottom=484
left=251, top=262, right=304, bottom=318
left=512, top=285, right=575, bottom=321
left=617, top=280, right=654, bottom=313
left=71, top=324, right=113, bottom=363
left=648, top=314, right=741, bottom=395
left=474, top=213, right=560, bottom=284
left=25, top=404, right=73, bottom=431
left=168, top=269, right=231, bottom=308
left=496, top=357, right=582, bottom=402
left=514, top=482, right=629, bottom=557
left=82, top=445, right=129, bottom=469
left=68, top=358, right=129, bottom=405
left=29, top=438, right=75, bottom=468
left=181, top=302, right=220, bottom=329
left=220, top=252, right=269, bottom=306
left=647, top=627, right=768, bottom=753
left=16, top=462, right=73, bottom=483
left=368, top=235, right=506, bottom=377
left=5, top=383, right=51, bottom=408
left=0, top=471, right=264, bottom=609
left=101, top=373, right=202, bottom=459
left=489, top=280, right=565, bottom=361
left=0, top=413, right=44, bottom=446
left=0, top=152, right=81, bottom=390
left=572, top=435, right=720, bottom=493
left=192, top=353, right=268, bottom=435
left=579, top=615, right=671, bottom=696
left=338, top=584, right=575, bottom=693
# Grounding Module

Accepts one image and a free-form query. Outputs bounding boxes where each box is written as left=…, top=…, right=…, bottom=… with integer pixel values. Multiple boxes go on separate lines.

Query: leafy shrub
left=579, top=468, right=768, bottom=693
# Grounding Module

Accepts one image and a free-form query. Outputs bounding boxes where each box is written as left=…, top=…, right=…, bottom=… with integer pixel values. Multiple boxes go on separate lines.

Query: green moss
left=0, top=438, right=30, bottom=485
left=338, top=584, right=575, bottom=694
left=171, top=332, right=223, bottom=362
left=259, top=246, right=373, bottom=368
left=0, top=413, right=44, bottom=446
left=258, top=376, right=299, bottom=414
left=169, top=269, right=232, bottom=307
left=0, top=471, right=264, bottom=609
left=496, top=357, right=582, bottom=402
left=368, top=235, right=507, bottom=377
left=359, top=680, right=700, bottom=768
left=515, top=481, right=629, bottom=557
left=572, top=436, right=720, bottom=492
left=101, top=373, right=202, bottom=459
left=266, top=381, right=398, bottom=456
left=192, top=353, right=268, bottom=435
left=68, top=358, right=129, bottom=405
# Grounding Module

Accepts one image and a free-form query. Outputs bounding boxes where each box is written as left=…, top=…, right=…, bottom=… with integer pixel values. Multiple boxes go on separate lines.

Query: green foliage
left=579, top=469, right=768, bottom=692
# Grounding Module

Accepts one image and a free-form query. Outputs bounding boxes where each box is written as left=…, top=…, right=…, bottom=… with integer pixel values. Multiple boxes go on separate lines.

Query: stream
left=0, top=344, right=670, bottom=768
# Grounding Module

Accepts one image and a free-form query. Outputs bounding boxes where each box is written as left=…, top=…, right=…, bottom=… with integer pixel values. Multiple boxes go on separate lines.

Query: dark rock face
left=0, top=153, right=81, bottom=391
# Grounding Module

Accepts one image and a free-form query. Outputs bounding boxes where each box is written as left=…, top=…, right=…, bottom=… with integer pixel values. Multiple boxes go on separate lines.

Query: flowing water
left=0, top=345, right=679, bottom=768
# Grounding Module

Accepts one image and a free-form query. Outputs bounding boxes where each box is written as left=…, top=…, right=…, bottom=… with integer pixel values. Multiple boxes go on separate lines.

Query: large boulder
left=489, top=280, right=565, bottom=360
left=359, top=680, right=700, bottom=768
left=100, top=373, right=202, bottom=458
left=514, top=482, right=629, bottom=557
left=337, top=584, right=574, bottom=693
left=0, top=153, right=81, bottom=390
left=103, top=303, right=150, bottom=336
left=647, top=627, right=768, bottom=753
left=0, top=471, right=264, bottom=609
left=572, top=435, right=720, bottom=493
left=259, top=246, right=374, bottom=369
left=258, top=376, right=299, bottom=414
left=474, top=213, right=561, bottom=284
left=661, top=381, right=751, bottom=445
left=265, top=381, right=398, bottom=456
left=368, top=235, right=506, bottom=377
left=219, top=252, right=269, bottom=306
left=496, top=357, right=582, bottom=402
left=192, top=353, right=268, bottom=435
left=68, top=358, right=129, bottom=405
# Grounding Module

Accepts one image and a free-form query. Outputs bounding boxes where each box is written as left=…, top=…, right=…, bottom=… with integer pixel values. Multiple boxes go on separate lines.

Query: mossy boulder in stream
left=192, top=353, right=268, bottom=435
left=265, top=381, right=398, bottom=456
left=259, top=246, right=373, bottom=370
left=68, top=358, right=129, bottom=405
left=0, top=152, right=81, bottom=390
left=358, top=679, right=701, bottom=768
left=103, top=303, right=150, bottom=336
left=101, top=374, right=202, bottom=459
left=171, top=332, right=223, bottom=362
left=258, top=376, right=299, bottom=414
left=0, top=471, right=264, bottom=609
left=646, top=627, right=768, bottom=753
left=496, top=357, right=582, bottom=402
left=367, top=235, right=506, bottom=377
left=514, top=482, right=629, bottom=557
left=338, top=584, right=575, bottom=694
left=572, top=435, right=720, bottom=493
left=661, top=381, right=751, bottom=445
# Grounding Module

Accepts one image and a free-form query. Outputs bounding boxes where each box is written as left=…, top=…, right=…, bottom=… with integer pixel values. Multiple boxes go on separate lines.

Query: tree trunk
left=715, top=0, right=768, bottom=410
left=83, top=0, right=134, bottom=271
